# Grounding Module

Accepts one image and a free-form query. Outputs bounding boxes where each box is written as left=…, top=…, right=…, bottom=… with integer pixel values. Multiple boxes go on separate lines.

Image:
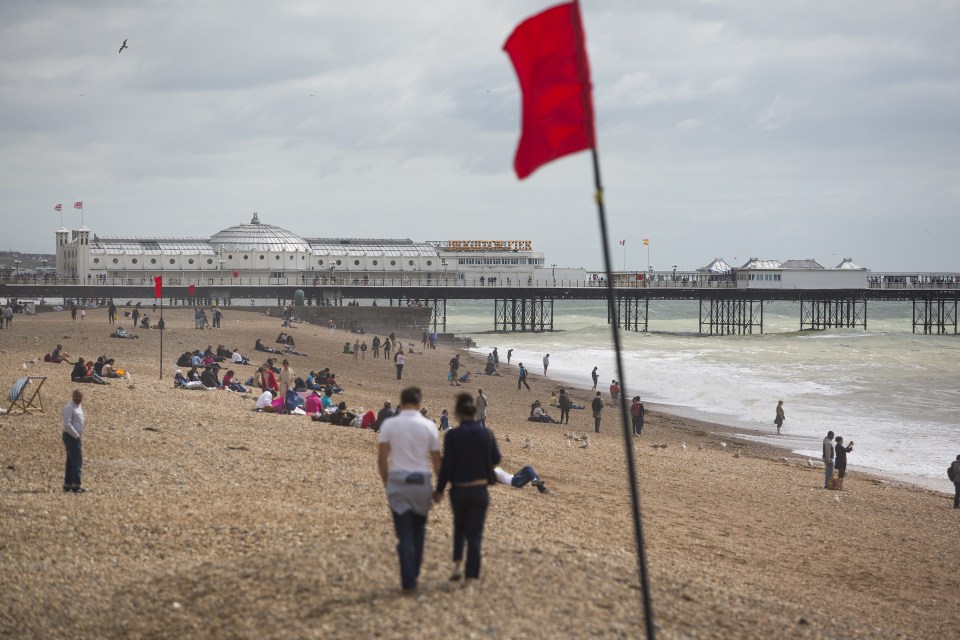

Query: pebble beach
left=1, top=308, right=957, bottom=639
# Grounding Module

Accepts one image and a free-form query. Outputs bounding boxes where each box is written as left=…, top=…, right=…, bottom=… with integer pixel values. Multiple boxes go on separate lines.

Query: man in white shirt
left=377, top=387, right=441, bottom=592
left=61, top=390, right=86, bottom=493
left=231, top=349, right=248, bottom=365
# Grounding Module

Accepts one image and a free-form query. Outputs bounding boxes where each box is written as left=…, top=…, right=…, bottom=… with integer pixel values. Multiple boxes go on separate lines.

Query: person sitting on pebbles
left=255, top=388, right=279, bottom=412
left=528, top=400, right=557, bottom=423
left=174, top=369, right=208, bottom=390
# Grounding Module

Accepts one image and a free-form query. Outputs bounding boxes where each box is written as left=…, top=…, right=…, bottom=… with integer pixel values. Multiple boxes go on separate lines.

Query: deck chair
left=5, top=376, right=47, bottom=415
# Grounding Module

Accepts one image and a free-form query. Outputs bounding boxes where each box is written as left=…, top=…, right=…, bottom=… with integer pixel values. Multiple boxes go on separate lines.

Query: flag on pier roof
left=642, top=238, right=649, bottom=246
left=153, top=276, right=163, bottom=298
left=54, top=203, right=62, bottom=212
left=504, top=1, right=595, bottom=179
left=619, top=240, right=625, bottom=246
left=187, top=284, right=196, bottom=296
left=73, top=201, right=83, bottom=209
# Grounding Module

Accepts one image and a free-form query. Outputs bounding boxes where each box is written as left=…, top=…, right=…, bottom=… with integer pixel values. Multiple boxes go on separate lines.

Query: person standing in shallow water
left=774, top=400, right=785, bottom=435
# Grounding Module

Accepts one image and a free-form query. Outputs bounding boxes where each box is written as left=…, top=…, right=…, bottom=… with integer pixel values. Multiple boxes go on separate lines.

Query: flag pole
left=159, top=295, right=163, bottom=380
left=590, top=148, right=657, bottom=638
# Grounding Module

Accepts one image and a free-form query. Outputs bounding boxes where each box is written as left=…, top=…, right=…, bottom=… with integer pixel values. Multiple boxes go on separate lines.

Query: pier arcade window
left=206, top=259, right=213, bottom=265
left=132, top=259, right=138, bottom=264
left=112, top=258, right=119, bottom=264
left=336, top=260, right=342, bottom=265
left=188, top=259, right=194, bottom=265
left=228, top=255, right=233, bottom=259
left=243, top=255, right=248, bottom=260
left=260, top=255, right=265, bottom=260
left=354, top=260, right=360, bottom=266
left=169, top=259, right=175, bottom=265
left=372, top=260, right=379, bottom=266
left=318, top=260, right=324, bottom=265
left=408, top=260, right=414, bottom=266
left=94, top=258, right=100, bottom=264
left=275, top=255, right=280, bottom=261
left=426, top=260, right=432, bottom=266
left=151, top=259, right=157, bottom=264
left=390, top=260, right=396, bottom=266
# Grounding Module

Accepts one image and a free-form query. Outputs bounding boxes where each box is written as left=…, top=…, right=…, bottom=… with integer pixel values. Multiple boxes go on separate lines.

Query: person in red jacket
left=259, top=364, right=278, bottom=393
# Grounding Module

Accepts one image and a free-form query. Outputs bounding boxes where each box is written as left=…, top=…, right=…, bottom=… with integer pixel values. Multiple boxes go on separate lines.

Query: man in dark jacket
left=951, top=455, right=960, bottom=509
left=376, top=401, right=394, bottom=432
left=558, top=389, right=572, bottom=425
left=591, top=392, right=603, bottom=433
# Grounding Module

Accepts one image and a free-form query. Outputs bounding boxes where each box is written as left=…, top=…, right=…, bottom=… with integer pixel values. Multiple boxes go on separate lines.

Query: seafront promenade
left=2, top=272, right=958, bottom=335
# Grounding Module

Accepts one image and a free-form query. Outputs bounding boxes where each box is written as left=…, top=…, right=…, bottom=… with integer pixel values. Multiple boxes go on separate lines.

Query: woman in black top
left=834, top=436, right=854, bottom=489
left=435, top=393, right=501, bottom=581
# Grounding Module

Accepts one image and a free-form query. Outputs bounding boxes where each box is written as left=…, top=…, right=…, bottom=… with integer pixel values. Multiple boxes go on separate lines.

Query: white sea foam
left=460, top=299, right=960, bottom=491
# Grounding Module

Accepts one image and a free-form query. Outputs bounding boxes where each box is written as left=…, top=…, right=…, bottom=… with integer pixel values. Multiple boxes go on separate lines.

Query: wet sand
left=1, top=308, right=957, bottom=639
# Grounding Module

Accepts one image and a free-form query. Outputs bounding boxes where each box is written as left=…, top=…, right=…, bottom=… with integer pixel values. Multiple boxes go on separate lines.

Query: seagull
left=697, top=443, right=704, bottom=451
left=580, top=440, right=590, bottom=449
left=834, top=494, right=840, bottom=503
left=119, top=39, right=128, bottom=54
left=719, top=442, right=727, bottom=448
left=504, top=434, right=511, bottom=443
left=681, top=442, right=687, bottom=450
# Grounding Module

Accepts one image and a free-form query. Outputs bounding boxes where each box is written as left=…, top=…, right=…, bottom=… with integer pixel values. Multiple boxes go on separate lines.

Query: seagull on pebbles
left=681, top=442, right=687, bottom=451
left=580, top=437, right=590, bottom=449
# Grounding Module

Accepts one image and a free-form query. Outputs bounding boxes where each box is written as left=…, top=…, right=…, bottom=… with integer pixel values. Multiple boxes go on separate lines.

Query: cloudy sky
left=1, top=0, right=957, bottom=271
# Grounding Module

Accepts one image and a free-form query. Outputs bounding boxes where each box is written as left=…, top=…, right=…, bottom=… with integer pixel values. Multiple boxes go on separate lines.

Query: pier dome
left=209, top=213, right=311, bottom=252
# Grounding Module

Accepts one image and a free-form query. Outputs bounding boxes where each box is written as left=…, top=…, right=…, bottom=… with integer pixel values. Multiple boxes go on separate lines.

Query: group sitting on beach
left=528, top=400, right=557, bottom=423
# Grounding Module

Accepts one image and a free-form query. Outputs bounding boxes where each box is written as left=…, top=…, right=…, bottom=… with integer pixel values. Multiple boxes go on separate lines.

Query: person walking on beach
left=384, top=337, right=392, bottom=361
left=476, top=389, right=488, bottom=427
left=609, top=380, right=620, bottom=406
left=517, top=363, right=530, bottom=391
left=372, top=336, right=381, bottom=358
left=558, top=389, right=572, bottom=425
left=435, top=393, right=501, bottom=583
left=61, top=390, right=86, bottom=493
left=507, top=349, right=513, bottom=365
left=590, top=366, right=599, bottom=391
left=950, top=455, right=960, bottom=509
left=107, top=300, right=116, bottom=324
left=822, top=430, right=836, bottom=489
left=774, top=400, right=785, bottom=435
left=834, top=436, right=854, bottom=490
left=395, top=350, right=405, bottom=380
left=377, top=387, right=442, bottom=592
left=131, top=307, right=140, bottom=330
left=591, top=392, right=603, bottom=433
left=630, top=396, right=645, bottom=437
left=542, top=354, right=550, bottom=376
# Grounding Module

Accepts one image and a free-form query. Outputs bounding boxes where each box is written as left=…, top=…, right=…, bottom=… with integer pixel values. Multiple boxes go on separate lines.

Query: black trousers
left=518, top=378, right=530, bottom=390
left=559, top=408, right=570, bottom=424
left=62, top=432, right=82, bottom=488
left=449, top=485, right=490, bottom=579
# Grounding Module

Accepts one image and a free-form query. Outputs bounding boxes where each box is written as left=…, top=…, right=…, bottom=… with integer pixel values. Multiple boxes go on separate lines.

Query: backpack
left=949, top=465, right=957, bottom=482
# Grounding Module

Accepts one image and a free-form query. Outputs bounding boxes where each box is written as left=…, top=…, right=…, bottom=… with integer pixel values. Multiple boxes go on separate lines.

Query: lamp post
left=551, top=263, right=557, bottom=286
left=13, top=259, right=21, bottom=278
left=672, top=264, right=678, bottom=284
left=442, top=259, right=448, bottom=284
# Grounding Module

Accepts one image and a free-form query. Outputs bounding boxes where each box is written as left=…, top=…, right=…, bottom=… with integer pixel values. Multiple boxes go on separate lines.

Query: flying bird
left=119, top=39, right=128, bottom=54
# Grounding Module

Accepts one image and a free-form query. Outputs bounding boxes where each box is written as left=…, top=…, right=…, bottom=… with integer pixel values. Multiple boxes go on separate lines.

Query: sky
left=1, top=0, right=958, bottom=272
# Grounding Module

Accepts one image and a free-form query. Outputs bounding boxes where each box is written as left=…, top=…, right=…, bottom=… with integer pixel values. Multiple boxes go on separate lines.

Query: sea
left=447, top=299, right=959, bottom=492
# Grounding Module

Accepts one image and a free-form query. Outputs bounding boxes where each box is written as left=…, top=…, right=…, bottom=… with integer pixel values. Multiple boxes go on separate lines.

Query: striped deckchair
left=4, top=376, right=47, bottom=415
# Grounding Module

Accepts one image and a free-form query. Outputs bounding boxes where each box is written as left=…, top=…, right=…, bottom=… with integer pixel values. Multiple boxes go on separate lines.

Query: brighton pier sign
left=446, top=240, right=533, bottom=252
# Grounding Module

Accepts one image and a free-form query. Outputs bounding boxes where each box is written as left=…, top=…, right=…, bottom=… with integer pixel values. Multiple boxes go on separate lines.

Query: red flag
left=187, top=284, right=196, bottom=296
left=153, top=276, right=163, bottom=298
left=504, top=1, right=595, bottom=179
left=54, top=203, right=62, bottom=212
left=74, top=201, right=83, bottom=209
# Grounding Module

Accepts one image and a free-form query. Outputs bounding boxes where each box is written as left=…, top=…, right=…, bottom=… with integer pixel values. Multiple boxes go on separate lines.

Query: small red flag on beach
left=153, top=276, right=163, bottom=298
left=73, top=201, right=83, bottom=209
left=54, top=203, right=62, bottom=212
left=504, top=1, right=595, bottom=179
left=187, top=284, right=196, bottom=296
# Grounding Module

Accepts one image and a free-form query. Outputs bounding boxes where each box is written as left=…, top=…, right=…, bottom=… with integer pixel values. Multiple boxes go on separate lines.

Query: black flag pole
left=590, top=147, right=657, bottom=639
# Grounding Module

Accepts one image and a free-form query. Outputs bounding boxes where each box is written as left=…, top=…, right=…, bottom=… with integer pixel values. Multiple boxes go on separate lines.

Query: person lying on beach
left=494, top=465, right=550, bottom=493
left=221, top=370, right=247, bottom=392
left=311, top=401, right=355, bottom=425
left=109, top=328, right=137, bottom=339
left=528, top=400, right=557, bottom=423
left=174, top=369, right=208, bottom=390
left=255, top=339, right=277, bottom=353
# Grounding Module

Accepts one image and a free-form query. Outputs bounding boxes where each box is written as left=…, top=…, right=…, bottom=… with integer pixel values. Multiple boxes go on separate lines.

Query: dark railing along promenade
left=1, top=270, right=958, bottom=335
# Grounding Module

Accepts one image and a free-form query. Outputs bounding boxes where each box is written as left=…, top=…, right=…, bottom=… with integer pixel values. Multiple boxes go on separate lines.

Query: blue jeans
left=62, top=432, right=82, bottom=488
left=391, top=509, right=427, bottom=589
left=511, top=465, right=539, bottom=489
left=824, top=460, right=834, bottom=488
left=450, top=486, right=490, bottom=579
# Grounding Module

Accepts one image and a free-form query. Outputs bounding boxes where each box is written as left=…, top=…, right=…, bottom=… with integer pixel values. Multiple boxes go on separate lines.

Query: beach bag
left=949, top=465, right=957, bottom=482
left=284, top=390, right=299, bottom=412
